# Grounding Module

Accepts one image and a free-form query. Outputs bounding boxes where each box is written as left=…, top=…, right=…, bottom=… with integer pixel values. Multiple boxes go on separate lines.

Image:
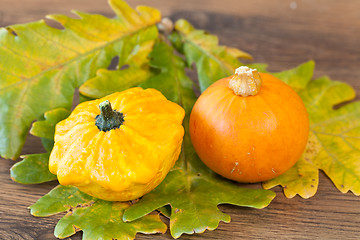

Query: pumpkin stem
left=95, top=100, right=124, bottom=132
left=229, top=66, right=262, bottom=97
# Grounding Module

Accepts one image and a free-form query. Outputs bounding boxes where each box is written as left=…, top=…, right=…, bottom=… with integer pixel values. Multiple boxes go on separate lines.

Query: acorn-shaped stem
left=228, top=66, right=262, bottom=97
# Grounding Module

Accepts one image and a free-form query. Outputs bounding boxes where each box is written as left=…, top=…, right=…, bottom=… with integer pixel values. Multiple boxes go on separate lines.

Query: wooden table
left=0, top=0, right=359, bottom=239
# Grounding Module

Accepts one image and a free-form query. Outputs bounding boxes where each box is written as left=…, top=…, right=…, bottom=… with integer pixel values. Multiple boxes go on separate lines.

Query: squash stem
left=99, top=100, right=114, bottom=120
left=95, top=100, right=124, bottom=132
left=229, top=66, right=262, bottom=97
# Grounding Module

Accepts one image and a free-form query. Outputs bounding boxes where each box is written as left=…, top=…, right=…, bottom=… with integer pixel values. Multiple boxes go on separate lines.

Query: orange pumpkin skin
left=189, top=73, right=309, bottom=183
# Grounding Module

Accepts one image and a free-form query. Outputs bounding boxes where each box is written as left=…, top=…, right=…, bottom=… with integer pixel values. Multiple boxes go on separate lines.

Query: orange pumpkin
left=189, top=67, right=309, bottom=183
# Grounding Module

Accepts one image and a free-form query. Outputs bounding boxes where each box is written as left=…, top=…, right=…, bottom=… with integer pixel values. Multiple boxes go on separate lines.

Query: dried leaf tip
left=229, top=66, right=262, bottom=97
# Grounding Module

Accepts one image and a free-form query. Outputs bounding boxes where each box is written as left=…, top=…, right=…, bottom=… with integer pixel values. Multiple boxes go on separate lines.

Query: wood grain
left=0, top=0, right=359, bottom=239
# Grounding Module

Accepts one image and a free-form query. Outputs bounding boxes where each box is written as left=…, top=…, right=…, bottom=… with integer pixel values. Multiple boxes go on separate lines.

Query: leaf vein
left=304, top=81, right=341, bottom=109
left=0, top=42, right=50, bottom=67
left=183, top=36, right=233, bottom=73
left=29, top=28, right=81, bottom=54
left=312, top=131, right=360, bottom=187
left=310, top=112, right=360, bottom=128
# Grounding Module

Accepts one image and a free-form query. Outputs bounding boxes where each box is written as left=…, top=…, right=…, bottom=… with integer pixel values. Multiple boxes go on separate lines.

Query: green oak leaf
left=79, top=40, right=155, bottom=99
left=10, top=108, right=70, bottom=184
left=31, top=107, right=70, bottom=151
left=123, top=42, right=275, bottom=238
left=10, top=153, right=56, bottom=184
left=124, top=167, right=275, bottom=239
left=272, top=60, right=315, bottom=91
left=264, top=62, right=360, bottom=198
left=169, top=19, right=252, bottom=92
left=140, top=41, right=195, bottom=113
left=40, top=138, right=55, bottom=153
left=30, top=185, right=167, bottom=240
left=30, top=108, right=70, bottom=140
left=0, top=0, right=160, bottom=159
left=157, top=206, right=172, bottom=218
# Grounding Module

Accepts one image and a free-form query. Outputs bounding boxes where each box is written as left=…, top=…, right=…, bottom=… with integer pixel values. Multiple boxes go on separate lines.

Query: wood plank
left=0, top=0, right=359, bottom=239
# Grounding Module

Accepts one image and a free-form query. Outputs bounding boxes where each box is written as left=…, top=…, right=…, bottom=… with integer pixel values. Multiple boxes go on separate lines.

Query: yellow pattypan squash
left=49, top=87, right=185, bottom=201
